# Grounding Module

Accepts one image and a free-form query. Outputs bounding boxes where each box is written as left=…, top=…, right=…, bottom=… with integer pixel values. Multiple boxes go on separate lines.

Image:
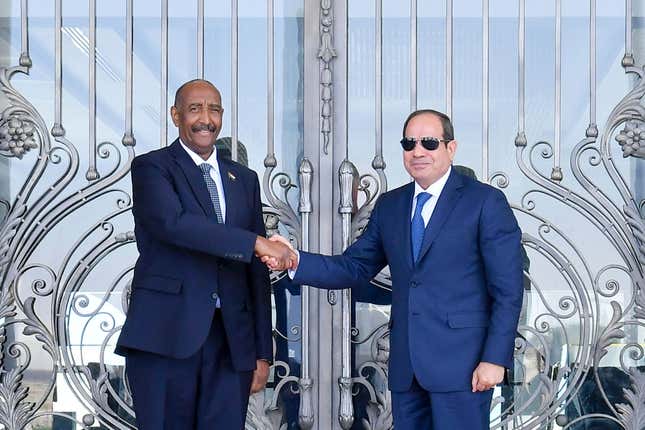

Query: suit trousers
left=392, top=375, right=493, bottom=430
left=125, top=310, right=254, bottom=430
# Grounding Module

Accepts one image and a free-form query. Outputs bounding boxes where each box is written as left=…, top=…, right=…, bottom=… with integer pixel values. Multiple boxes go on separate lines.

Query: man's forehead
left=410, top=112, right=440, bottom=125
left=181, top=83, right=221, bottom=103
left=406, top=113, right=442, bottom=132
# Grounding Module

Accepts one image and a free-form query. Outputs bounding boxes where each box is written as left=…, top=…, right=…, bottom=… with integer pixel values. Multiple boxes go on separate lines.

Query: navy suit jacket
left=116, top=139, right=272, bottom=371
left=293, top=169, right=523, bottom=392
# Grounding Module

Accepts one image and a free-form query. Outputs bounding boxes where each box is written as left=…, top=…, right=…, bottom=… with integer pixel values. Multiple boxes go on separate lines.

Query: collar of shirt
left=413, top=165, right=452, bottom=203
left=179, top=139, right=220, bottom=173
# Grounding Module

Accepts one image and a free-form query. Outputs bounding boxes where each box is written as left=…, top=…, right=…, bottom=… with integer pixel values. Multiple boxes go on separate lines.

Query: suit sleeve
left=293, top=199, right=387, bottom=289
left=478, top=188, right=524, bottom=368
left=131, top=156, right=258, bottom=262
left=246, top=173, right=273, bottom=362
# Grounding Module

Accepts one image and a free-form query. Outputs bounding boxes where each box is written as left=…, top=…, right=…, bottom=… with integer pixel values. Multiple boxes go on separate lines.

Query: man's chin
left=191, top=136, right=217, bottom=148
left=183, top=139, right=216, bottom=157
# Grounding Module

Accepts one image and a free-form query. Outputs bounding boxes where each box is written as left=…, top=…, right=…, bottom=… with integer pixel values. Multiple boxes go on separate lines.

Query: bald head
left=174, top=79, right=220, bottom=108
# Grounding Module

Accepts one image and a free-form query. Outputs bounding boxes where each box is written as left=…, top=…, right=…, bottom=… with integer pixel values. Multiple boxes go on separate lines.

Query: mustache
left=191, top=123, right=217, bottom=133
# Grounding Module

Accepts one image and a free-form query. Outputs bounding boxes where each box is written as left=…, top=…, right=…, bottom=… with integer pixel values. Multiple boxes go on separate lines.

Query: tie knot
left=199, top=163, right=212, bottom=174
left=415, top=192, right=431, bottom=209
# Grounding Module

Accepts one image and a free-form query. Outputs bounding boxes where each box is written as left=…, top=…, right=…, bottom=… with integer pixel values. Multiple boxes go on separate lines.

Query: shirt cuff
left=287, top=250, right=300, bottom=279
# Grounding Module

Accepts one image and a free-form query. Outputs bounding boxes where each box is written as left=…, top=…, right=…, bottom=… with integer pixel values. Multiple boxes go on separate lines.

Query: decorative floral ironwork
left=0, top=117, right=38, bottom=158
left=616, top=367, right=645, bottom=430
left=0, top=367, right=34, bottom=430
left=0, top=58, right=137, bottom=429
left=615, top=120, right=645, bottom=158
left=352, top=327, right=392, bottom=430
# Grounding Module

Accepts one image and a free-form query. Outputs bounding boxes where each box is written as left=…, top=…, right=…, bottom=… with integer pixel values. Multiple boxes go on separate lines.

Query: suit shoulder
left=132, top=146, right=172, bottom=167
left=458, top=174, right=511, bottom=210
left=459, top=173, right=499, bottom=194
left=381, top=182, right=413, bottom=200
left=373, top=182, right=412, bottom=208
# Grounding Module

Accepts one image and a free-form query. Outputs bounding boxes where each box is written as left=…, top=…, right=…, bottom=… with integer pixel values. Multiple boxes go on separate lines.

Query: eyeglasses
left=400, top=136, right=451, bottom=151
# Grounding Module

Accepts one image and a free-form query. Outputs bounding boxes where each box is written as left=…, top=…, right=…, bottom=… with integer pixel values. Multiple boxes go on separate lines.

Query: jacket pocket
left=136, top=275, right=182, bottom=295
left=447, top=311, right=490, bottom=328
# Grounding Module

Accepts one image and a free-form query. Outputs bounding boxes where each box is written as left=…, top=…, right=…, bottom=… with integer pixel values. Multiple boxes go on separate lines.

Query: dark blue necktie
left=199, top=163, right=224, bottom=223
left=411, top=192, right=431, bottom=263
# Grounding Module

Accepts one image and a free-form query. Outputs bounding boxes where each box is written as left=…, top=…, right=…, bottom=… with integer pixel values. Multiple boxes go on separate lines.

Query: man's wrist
left=287, top=250, right=300, bottom=278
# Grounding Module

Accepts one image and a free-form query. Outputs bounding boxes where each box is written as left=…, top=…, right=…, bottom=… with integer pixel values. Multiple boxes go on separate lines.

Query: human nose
left=199, top=106, right=210, bottom=124
left=411, top=140, right=425, bottom=156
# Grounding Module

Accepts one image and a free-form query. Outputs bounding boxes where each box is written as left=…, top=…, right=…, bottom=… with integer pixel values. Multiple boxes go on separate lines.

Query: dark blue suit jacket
left=116, top=139, right=272, bottom=371
left=293, top=169, right=523, bottom=392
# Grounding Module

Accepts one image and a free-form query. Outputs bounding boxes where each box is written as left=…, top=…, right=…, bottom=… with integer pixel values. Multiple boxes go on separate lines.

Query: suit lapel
left=416, top=169, right=464, bottom=263
left=396, top=183, right=415, bottom=270
left=219, top=160, right=240, bottom=226
left=169, top=139, right=216, bottom=218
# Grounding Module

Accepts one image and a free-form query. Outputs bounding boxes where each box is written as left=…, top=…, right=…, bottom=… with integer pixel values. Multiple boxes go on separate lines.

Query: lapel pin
left=228, top=171, right=236, bottom=181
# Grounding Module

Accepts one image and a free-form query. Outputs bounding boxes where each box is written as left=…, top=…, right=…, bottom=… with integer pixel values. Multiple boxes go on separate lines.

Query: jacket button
left=410, top=281, right=418, bottom=288
left=211, top=292, right=219, bottom=301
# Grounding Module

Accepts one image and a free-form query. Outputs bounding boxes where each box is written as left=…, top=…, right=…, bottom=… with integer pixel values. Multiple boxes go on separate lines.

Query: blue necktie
left=411, top=192, right=431, bottom=263
left=199, top=163, right=224, bottom=223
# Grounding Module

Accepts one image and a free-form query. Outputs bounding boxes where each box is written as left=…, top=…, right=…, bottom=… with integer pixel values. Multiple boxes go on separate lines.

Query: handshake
left=254, top=235, right=299, bottom=271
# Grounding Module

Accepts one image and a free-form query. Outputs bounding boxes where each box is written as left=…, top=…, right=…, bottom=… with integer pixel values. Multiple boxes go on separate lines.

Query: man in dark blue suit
left=264, top=110, right=524, bottom=429
left=116, top=79, right=294, bottom=429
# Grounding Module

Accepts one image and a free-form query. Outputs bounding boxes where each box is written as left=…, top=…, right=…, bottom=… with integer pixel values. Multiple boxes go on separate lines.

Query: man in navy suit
left=116, top=79, right=294, bottom=429
left=264, top=109, right=524, bottom=429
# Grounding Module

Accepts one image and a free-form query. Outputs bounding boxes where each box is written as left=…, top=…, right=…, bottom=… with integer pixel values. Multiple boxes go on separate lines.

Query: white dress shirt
left=180, top=139, right=227, bottom=222
left=411, top=166, right=452, bottom=227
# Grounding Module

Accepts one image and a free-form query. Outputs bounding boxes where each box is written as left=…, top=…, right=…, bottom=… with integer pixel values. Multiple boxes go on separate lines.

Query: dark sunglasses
left=400, top=136, right=451, bottom=151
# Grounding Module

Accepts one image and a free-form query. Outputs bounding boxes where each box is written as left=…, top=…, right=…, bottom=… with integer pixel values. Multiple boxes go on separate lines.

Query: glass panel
left=347, top=1, right=645, bottom=429
left=0, top=0, right=303, bottom=428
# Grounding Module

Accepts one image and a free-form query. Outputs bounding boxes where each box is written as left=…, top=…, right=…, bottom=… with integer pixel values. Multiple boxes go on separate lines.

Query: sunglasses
left=400, top=136, right=451, bottom=151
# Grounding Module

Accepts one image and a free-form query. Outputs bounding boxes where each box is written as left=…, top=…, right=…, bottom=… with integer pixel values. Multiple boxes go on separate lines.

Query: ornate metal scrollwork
left=258, top=155, right=309, bottom=429
left=352, top=325, right=392, bottom=430
left=318, top=0, right=337, bottom=155
left=263, top=154, right=301, bottom=248
left=491, top=62, right=645, bottom=429
left=0, top=56, right=136, bottom=430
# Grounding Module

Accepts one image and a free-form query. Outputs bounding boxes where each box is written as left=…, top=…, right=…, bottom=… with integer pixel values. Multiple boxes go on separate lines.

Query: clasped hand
left=254, top=235, right=298, bottom=271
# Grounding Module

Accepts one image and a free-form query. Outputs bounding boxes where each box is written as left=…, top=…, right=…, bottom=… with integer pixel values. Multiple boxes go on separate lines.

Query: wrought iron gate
left=0, top=1, right=644, bottom=429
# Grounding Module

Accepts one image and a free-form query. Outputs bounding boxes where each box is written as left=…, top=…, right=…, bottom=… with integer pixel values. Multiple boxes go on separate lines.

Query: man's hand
left=471, top=362, right=505, bottom=392
left=250, top=359, right=270, bottom=394
left=254, top=236, right=297, bottom=271
left=260, top=234, right=298, bottom=270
